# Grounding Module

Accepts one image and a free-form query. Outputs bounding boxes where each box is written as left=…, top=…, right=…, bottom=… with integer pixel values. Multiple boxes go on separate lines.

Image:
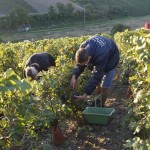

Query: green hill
left=0, top=0, right=82, bottom=16
left=70, top=0, right=150, bottom=16
left=1, top=0, right=150, bottom=17
left=0, top=0, right=37, bottom=16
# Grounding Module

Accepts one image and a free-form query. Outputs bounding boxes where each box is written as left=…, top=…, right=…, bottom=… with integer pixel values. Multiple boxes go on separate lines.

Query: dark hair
left=75, top=48, right=89, bottom=63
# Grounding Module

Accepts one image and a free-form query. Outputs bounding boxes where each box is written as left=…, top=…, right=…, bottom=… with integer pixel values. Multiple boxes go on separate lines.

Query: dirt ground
left=41, top=74, right=132, bottom=150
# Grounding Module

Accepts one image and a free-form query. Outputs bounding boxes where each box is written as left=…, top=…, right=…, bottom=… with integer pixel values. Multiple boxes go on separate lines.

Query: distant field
left=1, top=15, right=149, bottom=43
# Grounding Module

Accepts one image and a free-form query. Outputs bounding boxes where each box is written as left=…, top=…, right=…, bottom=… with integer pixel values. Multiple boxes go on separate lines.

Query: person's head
left=25, top=66, right=38, bottom=80
left=75, top=48, right=90, bottom=65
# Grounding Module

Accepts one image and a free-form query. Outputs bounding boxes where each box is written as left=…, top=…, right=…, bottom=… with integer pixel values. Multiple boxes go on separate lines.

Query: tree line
left=0, top=2, right=128, bottom=32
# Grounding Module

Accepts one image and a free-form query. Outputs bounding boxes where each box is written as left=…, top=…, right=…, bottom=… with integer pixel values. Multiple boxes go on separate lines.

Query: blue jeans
left=101, top=68, right=116, bottom=88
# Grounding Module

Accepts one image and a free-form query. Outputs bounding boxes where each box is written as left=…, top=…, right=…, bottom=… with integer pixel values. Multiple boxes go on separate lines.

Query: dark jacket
left=24, top=52, right=55, bottom=77
left=73, top=35, right=119, bottom=95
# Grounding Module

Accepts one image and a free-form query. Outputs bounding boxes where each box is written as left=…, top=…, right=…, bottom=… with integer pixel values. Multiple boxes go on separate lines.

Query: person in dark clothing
left=24, top=52, right=55, bottom=80
left=70, top=35, right=119, bottom=107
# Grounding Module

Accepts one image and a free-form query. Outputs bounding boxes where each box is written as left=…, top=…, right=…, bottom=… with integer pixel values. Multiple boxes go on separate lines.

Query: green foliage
left=111, top=23, right=130, bottom=35
left=0, top=35, right=94, bottom=148
left=10, top=7, right=28, bottom=26
left=56, top=2, right=66, bottom=18
left=0, top=30, right=149, bottom=149
left=48, top=5, right=57, bottom=20
left=70, top=0, right=150, bottom=16
left=114, top=28, right=150, bottom=149
left=0, top=68, right=31, bottom=95
left=65, top=3, right=75, bottom=17
left=0, top=69, right=57, bottom=149
left=0, top=0, right=37, bottom=14
left=124, top=137, right=148, bottom=150
left=2, top=6, right=30, bottom=30
left=56, top=2, right=75, bottom=19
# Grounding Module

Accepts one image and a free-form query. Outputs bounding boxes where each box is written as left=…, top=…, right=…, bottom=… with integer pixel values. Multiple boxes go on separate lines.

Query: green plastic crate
left=82, top=94, right=115, bottom=125
left=82, top=107, right=115, bottom=125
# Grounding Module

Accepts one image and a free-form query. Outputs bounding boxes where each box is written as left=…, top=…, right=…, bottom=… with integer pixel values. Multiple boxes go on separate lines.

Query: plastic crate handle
left=94, top=94, right=102, bottom=107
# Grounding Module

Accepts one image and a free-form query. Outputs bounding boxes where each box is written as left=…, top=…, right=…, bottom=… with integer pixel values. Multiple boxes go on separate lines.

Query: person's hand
left=70, top=75, right=77, bottom=90
left=74, top=93, right=87, bottom=101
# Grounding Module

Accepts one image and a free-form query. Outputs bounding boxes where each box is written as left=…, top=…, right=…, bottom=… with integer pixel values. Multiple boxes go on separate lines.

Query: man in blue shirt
left=70, top=35, right=119, bottom=107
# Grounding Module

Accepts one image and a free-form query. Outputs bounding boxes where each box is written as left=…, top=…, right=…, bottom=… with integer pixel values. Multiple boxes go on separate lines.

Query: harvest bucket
left=82, top=94, right=115, bottom=125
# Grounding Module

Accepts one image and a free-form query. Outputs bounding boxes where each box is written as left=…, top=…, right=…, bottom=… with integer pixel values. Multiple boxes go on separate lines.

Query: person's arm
left=70, top=64, right=86, bottom=89
left=73, top=93, right=87, bottom=100
left=73, top=67, right=104, bottom=101
left=74, top=73, right=103, bottom=100
left=73, top=64, right=86, bottom=79
left=84, top=68, right=104, bottom=95
left=70, top=75, right=77, bottom=89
